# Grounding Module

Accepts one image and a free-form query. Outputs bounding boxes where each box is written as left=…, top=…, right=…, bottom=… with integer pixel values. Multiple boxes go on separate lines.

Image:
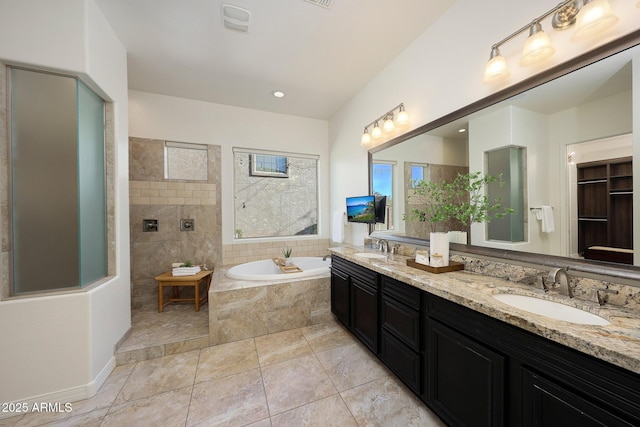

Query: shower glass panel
left=10, top=68, right=106, bottom=294
left=77, top=80, right=107, bottom=286
left=486, top=146, right=526, bottom=242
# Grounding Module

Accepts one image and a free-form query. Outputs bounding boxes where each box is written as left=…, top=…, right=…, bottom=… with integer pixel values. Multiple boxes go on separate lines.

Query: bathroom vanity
left=329, top=247, right=640, bottom=427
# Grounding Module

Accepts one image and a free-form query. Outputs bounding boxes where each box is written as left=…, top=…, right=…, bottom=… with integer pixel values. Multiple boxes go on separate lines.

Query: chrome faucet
left=377, top=239, right=388, bottom=253
left=322, top=254, right=331, bottom=261
left=549, top=267, right=572, bottom=298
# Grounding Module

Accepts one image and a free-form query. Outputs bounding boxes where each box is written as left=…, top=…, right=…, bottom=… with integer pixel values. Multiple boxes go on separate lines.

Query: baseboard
left=0, top=356, right=116, bottom=420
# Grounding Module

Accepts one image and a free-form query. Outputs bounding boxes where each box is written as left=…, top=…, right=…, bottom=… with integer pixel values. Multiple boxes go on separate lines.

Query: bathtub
left=225, top=257, right=331, bottom=281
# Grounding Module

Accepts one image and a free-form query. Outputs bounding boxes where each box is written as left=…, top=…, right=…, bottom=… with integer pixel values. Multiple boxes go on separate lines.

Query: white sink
left=493, top=294, right=610, bottom=326
left=353, top=252, right=387, bottom=259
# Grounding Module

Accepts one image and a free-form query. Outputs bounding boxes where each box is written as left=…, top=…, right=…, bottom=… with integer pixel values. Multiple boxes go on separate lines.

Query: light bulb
left=483, top=47, right=510, bottom=84
left=360, top=129, right=371, bottom=146
left=396, top=106, right=409, bottom=125
left=383, top=114, right=395, bottom=133
left=520, top=23, right=555, bottom=66
left=573, top=0, right=618, bottom=40
left=371, top=122, right=382, bottom=139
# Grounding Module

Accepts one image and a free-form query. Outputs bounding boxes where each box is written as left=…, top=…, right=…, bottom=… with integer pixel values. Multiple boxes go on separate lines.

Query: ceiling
left=94, top=0, right=456, bottom=120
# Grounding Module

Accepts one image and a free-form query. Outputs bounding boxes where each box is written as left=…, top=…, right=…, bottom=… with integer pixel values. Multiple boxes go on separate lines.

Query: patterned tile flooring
left=4, top=312, right=445, bottom=426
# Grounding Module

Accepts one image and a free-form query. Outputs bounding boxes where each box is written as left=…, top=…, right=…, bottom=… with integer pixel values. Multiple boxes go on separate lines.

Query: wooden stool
left=155, top=269, right=213, bottom=312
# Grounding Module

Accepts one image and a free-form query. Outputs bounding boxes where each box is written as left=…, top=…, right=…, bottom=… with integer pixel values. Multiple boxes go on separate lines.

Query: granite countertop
left=329, top=246, right=640, bottom=375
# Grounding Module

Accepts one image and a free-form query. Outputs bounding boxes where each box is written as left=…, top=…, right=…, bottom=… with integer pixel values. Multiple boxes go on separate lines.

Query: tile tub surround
left=329, top=246, right=640, bottom=375
left=209, top=265, right=332, bottom=345
left=222, top=238, right=331, bottom=266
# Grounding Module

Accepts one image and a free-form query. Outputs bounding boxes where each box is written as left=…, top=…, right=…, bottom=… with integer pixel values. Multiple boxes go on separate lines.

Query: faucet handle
left=591, top=288, right=619, bottom=306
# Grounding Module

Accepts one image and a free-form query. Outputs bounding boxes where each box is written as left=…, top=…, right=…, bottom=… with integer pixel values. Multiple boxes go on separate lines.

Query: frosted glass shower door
left=10, top=68, right=106, bottom=294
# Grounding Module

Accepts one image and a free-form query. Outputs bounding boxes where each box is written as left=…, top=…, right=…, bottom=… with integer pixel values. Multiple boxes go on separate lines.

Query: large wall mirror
left=370, top=29, right=640, bottom=282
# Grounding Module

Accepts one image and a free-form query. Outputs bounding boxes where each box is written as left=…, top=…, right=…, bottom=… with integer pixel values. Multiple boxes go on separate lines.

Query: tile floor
left=3, top=319, right=446, bottom=427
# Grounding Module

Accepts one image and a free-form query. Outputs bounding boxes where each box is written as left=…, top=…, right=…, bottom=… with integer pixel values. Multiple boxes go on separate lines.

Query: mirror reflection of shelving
left=577, top=156, right=633, bottom=264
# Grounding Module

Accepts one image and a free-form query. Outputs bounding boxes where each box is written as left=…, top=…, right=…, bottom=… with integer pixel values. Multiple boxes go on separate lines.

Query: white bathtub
left=225, top=257, right=331, bottom=281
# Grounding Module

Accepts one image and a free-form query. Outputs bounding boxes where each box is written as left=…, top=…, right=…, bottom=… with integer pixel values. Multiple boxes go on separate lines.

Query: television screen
left=375, top=196, right=387, bottom=224
left=346, top=195, right=376, bottom=224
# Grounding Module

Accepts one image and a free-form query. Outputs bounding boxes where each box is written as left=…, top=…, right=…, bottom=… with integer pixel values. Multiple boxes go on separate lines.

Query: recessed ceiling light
left=272, top=90, right=285, bottom=98
left=458, top=128, right=466, bottom=133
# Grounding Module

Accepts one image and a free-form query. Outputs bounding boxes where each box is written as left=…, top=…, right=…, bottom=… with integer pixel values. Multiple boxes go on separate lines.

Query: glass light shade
left=396, top=108, right=409, bottom=125
left=483, top=54, right=510, bottom=84
left=371, top=123, right=382, bottom=139
left=572, top=0, right=618, bottom=40
left=360, top=130, right=371, bottom=146
left=520, top=26, right=555, bottom=66
left=383, top=116, right=395, bottom=133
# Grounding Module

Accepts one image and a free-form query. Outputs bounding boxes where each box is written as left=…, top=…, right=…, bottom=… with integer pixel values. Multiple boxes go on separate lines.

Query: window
left=165, top=141, right=208, bottom=181
left=372, top=161, right=395, bottom=230
left=250, top=154, right=288, bottom=177
left=233, top=148, right=319, bottom=239
left=8, top=67, right=108, bottom=294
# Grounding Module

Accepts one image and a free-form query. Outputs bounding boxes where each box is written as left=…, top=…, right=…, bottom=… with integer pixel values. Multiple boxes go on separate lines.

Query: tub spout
left=323, top=254, right=331, bottom=261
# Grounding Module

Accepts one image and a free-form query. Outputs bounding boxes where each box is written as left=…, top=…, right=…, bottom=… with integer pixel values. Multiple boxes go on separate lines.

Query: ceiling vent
left=221, top=4, right=251, bottom=33
left=302, top=0, right=334, bottom=9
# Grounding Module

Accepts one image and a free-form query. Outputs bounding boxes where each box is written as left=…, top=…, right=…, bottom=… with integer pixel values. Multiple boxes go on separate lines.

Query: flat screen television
left=375, top=196, right=387, bottom=224
left=346, top=195, right=376, bottom=224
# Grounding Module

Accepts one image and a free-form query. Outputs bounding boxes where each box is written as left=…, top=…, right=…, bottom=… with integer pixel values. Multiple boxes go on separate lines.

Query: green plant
left=449, top=172, right=514, bottom=232
left=281, top=246, right=293, bottom=258
left=407, top=179, right=457, bottom=232
left=405, top=172, right=514, bottom=233
left=182, top=260, right=193, bottom=267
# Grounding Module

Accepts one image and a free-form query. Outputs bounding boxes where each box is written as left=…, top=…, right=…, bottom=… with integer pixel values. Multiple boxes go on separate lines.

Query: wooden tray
left=279, top=264, right=303, bottom=273
left=406, top=259, right=464, bottom=274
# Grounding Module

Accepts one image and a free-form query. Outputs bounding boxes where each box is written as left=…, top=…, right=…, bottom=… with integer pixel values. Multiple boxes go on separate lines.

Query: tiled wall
left=129, top=137, right=222, bottom=309
left=222, top=238, right=332, bottom=266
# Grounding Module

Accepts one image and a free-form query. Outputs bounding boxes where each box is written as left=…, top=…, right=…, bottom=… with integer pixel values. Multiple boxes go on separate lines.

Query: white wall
left=128, top=90, right=330, bottom=245
left=0, top=0, right=130, bottom=407
left=329, top=0, right=640, bottom=246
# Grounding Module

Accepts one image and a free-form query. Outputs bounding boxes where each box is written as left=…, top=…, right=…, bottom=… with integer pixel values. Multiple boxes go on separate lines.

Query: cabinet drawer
left=381, top=276, right=420, bottom=310
left=380, top=329, right=421, bottom=394
left=382, top=295, right=420, bottom=351
left=332, top=255, right=378, bottom=286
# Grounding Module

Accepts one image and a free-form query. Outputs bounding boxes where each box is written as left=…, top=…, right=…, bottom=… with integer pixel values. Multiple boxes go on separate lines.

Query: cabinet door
left=330, top=268, right=350, bottom=327
left=380, top=329, right=421, bottom=394
left=521, top=368, right=635, bottom=427
left=427, top=319, right=505, bottom=427
left=351, top=277, right=378, bottom=353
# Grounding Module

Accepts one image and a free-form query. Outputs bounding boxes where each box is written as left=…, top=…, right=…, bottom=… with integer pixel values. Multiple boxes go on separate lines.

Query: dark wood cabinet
left=330, top=255, right=379, bottom=353
left=379, top=276, right=422, bottom=394
left=427, top=318, right=505, bottom=427
left=577, top=156, right=633, bottom=263
left=330, top=255, right=640, bottom=427
left=351, top=277, right=378, bottom=352
left=520, top=368, right=636, bottom=427
left=330, top=267, right=350, bottom=327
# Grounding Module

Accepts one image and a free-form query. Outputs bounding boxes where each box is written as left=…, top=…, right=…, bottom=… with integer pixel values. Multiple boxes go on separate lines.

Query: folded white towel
left=172, top=266, right=201, bottom=276
left=540, top=205, right=555, bottom=233
left=332, top=211, right=345, bottom=243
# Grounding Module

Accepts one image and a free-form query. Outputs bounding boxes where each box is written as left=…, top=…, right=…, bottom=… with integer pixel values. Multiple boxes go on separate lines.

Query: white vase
left=429, top=232, right=450, bottom=267
left=448, top=230, right=468, bottom=244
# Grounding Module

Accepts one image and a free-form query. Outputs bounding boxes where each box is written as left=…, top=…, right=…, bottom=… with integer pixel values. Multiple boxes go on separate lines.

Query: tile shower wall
left=222, top=238, right=331, bottom=266
left=129, top=137, right=222, bottom=309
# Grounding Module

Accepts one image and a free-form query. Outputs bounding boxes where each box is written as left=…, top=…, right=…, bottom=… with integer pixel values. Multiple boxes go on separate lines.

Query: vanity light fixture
left=360, top=103, right=408, bottom=146
left=572, top=0, right=619, bottom=41
left=483, top=0, right=619, bottom=84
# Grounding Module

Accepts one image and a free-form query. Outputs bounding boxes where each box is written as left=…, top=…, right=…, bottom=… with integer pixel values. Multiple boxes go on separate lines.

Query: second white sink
left=353, top=252, right=387, bottom=259
left=493, top=294, right=610, bottom=326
